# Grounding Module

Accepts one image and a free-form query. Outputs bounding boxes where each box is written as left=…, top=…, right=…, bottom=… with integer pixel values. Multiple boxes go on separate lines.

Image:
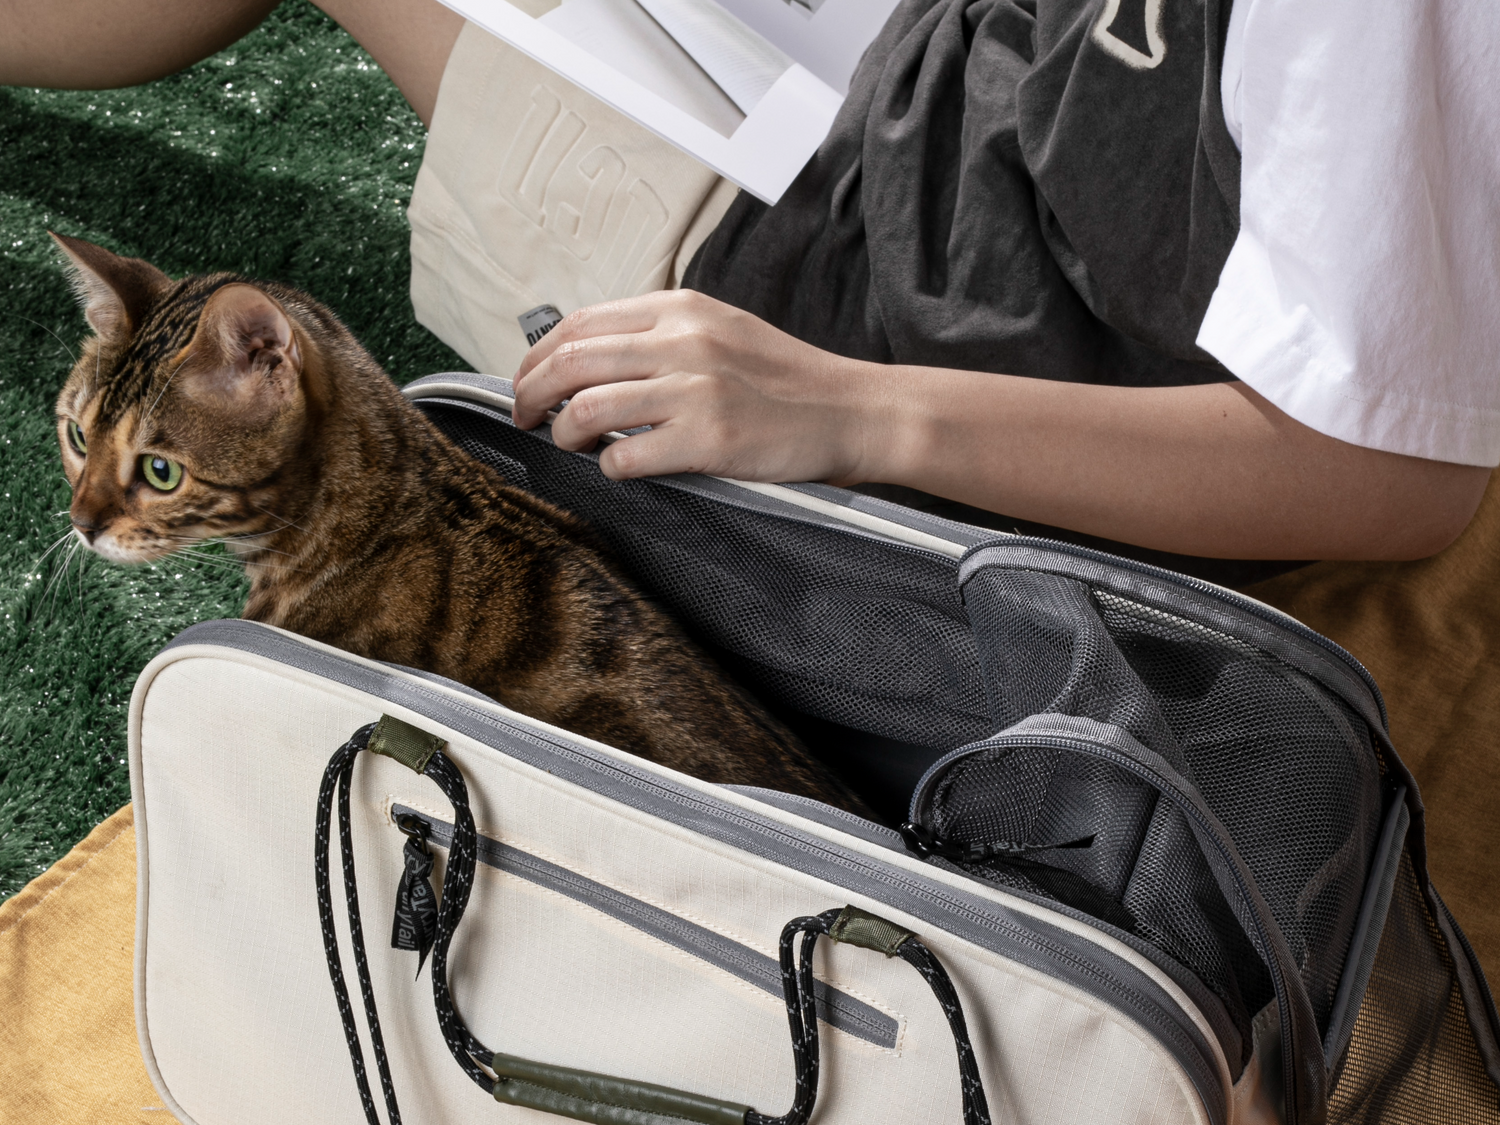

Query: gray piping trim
left=380, top=662, right=499, bottom=707
left=776, top=482, right=994, bottom=550
left=390, top=804, right=899, bottom=1050
left=959, top=543, right=1389, bottom=739
left=417, top=395, right=949, bottom=560
left=1323, top=788, right=1409, bottom=1068
left=719, top=786, right=907, bottom=853
left=403, top=373, right=993, bottom=558
left=160, top=620, right=1229, bottom=1125
left=405, top=371, right=516, bottom=399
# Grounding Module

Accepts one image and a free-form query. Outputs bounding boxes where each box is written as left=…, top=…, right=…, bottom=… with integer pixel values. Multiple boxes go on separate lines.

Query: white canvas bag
left=130, top=623, right=1266, bottom=1125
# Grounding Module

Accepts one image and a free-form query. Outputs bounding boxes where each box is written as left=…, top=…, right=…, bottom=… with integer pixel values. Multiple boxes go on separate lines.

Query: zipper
left=961, top=537, right=1390, bottom=732
left=906, top=722, right=1318, bottom=1124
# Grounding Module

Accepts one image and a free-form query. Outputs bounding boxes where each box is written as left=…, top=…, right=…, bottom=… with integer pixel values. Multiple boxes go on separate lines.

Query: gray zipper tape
left=391, top=804, right=899, bottom=1049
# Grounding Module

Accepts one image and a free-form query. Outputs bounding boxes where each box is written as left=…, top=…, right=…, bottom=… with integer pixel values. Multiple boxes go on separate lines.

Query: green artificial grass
left=0, top=1, right=469, bottom=897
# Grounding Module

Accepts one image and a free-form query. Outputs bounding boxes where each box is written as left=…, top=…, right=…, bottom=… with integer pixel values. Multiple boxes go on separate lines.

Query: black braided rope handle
left=315, top=722, right=995, bottom=1125
left=750, top=910, right=992, bottom=1125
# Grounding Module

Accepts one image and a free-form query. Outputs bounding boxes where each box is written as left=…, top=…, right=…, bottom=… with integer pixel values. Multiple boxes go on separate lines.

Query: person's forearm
left=854, top=363, right=1488, bottom=560
left=513, top=291, right=1488, bottom=561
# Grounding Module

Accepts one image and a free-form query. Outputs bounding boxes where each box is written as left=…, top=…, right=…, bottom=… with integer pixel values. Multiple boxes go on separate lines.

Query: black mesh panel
left=422, top=401, right=992, bottom=749
left=418, top=394, right=1500, bottom=1121
left=944, top=565, right=1383, bottom=1049
left=1329, top=851, right=1500, bottom=1122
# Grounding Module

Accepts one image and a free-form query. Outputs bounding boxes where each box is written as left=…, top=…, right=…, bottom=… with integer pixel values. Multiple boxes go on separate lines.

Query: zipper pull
left=899, top=822, right=1095, bottom=864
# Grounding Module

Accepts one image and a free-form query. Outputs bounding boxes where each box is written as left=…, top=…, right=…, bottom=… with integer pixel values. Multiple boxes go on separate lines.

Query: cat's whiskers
left=143, top=547, right=246, bottom=576
left=171, top=541, right=306, bottom=575
left=68, top=540, right=91, bottom=618
left=40, top=537, right=82, bottom=621
left=23, top=530, right=78, bottom=581
left=162, top=532, right=299, bottom=560
left=18, top=533, right=77, bottom=623
left=8, top=312, right=78, bottom=365
left=139, top=355, right=191, bottom=429
left=174, top=551, right=250, bottom=573
left=250, top=501, right=310, bottom=535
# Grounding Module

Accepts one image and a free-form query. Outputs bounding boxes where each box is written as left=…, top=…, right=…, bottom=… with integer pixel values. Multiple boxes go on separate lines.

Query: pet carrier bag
left=129, top=372, right=1500, bottom=1125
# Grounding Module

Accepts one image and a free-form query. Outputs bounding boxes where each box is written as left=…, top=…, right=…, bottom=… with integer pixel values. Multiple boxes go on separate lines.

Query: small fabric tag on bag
left=367, top=714, right=444, bottom=774
left=827, top=905, right=916, bottom=957
left=518, top=304, right=564, bottom=347
left=391, top=827, right=439, bottom=975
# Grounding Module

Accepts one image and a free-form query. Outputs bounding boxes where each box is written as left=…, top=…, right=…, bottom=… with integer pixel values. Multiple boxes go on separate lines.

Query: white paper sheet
left=711, top=0, right=902, bottom=95
left=538, top=0, right=745, bottom=136
left=633, top=0, right=793, bottom=115
left=437, top=0, right=896, bottom=202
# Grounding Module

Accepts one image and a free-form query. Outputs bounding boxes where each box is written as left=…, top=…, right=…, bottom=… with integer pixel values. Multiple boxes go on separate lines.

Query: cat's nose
left=71, top=516, right=100, bottom=544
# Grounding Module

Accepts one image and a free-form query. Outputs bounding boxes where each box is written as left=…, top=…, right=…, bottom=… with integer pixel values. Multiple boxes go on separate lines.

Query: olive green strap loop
left=827, top=905, right=917, bottom=957
left=367, top=714, right=445, bottom=774
left=492, top=1052, right=750, bottom=1125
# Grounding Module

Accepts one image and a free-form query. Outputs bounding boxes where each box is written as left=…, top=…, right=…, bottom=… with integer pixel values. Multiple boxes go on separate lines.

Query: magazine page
left=435, top=0, right=899, bottom=202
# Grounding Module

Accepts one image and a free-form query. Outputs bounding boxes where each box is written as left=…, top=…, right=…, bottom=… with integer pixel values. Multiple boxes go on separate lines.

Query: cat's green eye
left=65, top=420, right=87, bottom=456
left=140, top=454, right=183, bottom=492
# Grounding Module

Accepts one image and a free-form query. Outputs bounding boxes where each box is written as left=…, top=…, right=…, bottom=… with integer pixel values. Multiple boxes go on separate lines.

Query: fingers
left=547, top=374, right=700, bottom=453
left=504, top=289, right=863, bottom=485
left=514, top=293, right=670, bottom=389
left=511, top=332, right=668, bottom=429
left=596, top=423, right=701, bottom=481
left=512, top=291, right=737, bottom=429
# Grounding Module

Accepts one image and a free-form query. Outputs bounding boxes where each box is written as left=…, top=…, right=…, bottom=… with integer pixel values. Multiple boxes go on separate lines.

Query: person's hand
left=511, top=290, right=892, bottom=484
left=509, top=290, right=1490, bottom=560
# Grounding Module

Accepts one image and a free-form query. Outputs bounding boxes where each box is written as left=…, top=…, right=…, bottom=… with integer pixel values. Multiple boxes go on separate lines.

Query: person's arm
left=511, top=290, right=1488, bottom=561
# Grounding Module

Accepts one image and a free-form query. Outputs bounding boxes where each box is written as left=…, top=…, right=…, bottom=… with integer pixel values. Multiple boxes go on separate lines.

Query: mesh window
left=420, top=395, right=1500, bottom=1120
left=423, top=401, right=992, bottom=751
left=1094, top=589, right=1383, bottom=1026
left=1328, top=852, right=1500, bottom=1123
left=941, top=565, right=1384, bottom=1053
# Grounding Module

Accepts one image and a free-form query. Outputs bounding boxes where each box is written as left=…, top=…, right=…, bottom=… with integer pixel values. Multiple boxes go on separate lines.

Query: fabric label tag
left=391, top=833, right=439, bottom=974
left=518, top=304, right=564, bottom=347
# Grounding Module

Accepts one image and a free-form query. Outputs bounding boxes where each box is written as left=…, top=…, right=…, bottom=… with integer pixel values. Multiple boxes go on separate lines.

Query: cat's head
left=52, top=235, right=313, bottom=563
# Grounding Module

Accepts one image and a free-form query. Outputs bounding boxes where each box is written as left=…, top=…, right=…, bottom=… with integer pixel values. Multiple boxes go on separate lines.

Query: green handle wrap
left=367, top=714, right=445, bottom=774
left=491, top=1053, right=751, bottom=1125
left=827, top=905, right=917, bottom=957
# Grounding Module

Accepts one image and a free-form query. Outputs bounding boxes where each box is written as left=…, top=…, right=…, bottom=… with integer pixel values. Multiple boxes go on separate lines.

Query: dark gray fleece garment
left=685, top=0, right=1239, bottom=388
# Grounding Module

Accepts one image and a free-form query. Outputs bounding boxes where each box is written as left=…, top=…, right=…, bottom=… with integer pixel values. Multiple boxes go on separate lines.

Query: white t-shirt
left=1199, top=0, right=1500, bottom=467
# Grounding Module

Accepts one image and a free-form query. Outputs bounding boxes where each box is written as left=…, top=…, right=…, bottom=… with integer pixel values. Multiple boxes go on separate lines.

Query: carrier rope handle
left=316, top=717, right=993, bottom=1125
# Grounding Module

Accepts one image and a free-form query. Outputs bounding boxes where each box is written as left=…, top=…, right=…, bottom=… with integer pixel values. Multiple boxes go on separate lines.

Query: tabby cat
left=51, top=233, right=864, bottom=812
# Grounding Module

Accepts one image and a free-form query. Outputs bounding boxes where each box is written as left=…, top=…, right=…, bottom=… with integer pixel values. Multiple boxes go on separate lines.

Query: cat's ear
left=49, top=232, right=172, bottom=344
left=180, top=283, right=303, bottom=425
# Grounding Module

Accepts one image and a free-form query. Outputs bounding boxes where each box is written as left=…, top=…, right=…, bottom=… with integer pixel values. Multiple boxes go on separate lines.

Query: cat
left=50, top=233, right=867, bottom=814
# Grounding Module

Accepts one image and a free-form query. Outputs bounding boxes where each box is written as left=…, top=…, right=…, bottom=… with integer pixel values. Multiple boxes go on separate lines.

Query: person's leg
left=0, top=0, right=462, bottom=126
left=0, top=0, right=283, bottom=89
left=312, top=0, right=463, bottom=126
